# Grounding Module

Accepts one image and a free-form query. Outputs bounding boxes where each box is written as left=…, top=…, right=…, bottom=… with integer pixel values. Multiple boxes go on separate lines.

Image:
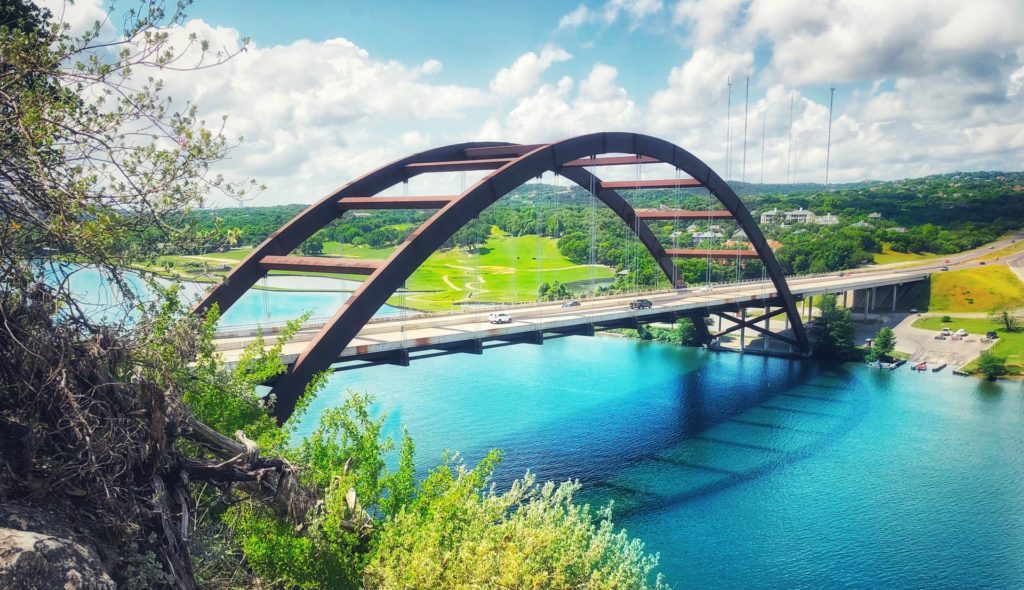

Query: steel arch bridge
left=195, top=132, right=809, bottom=421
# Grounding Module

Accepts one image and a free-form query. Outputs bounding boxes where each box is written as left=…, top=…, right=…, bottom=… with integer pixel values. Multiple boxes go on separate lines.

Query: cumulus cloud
left=557, top=0, right=664, bottom=30
left=490, top=46, right=573, bottom=97
left=558, top=4, right=593, bottom=29
left=45, top=0, right=1024, bottom=203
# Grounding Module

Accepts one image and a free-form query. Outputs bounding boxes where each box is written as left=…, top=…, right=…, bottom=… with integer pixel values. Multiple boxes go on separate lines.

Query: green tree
left=976, top=352, right=1008, bottom=380
left=866, top=325, right=896, bottom=362
left=810, top=293, right=857, bottom=360
left=988, top=310, right=1020, bottom=332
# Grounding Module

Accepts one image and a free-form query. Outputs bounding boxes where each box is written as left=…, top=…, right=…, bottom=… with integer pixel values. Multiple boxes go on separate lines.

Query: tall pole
left=760, top=109, right=766, bottom=184
left=742, top=73, right=750, bottom=182
left=825, top=83, right=836, bottom=186
left=726, top=77, right=733, bottom=180
left=786, top=92, right=794, bottom=184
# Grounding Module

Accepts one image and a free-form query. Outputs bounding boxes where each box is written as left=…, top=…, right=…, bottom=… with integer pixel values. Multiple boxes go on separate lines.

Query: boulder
left=0, top=503, right=114, bottom=589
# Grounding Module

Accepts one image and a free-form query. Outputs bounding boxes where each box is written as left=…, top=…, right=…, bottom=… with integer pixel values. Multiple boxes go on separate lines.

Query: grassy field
left=912, top=316, right=1023, bottom=374
left=402, top=232, right=613, bottom=310
left=873, top=244, right=936, bottom=264
left=139, top=233, right=614, bottom=311
left=922, top=264, right=1024, bottom=312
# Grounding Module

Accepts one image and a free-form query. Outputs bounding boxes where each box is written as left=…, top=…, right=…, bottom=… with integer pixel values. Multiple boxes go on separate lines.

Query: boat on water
left=931, top=363, right=947, bottom=372
left=867, top=360, right=883, bottom=368
left=891, top=359, right=907, bottom=369
left=912, top=362, right=928, bottom=371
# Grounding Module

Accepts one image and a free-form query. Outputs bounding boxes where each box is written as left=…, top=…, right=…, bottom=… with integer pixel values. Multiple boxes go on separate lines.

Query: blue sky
left=43, top=0, right=1024, bottom=205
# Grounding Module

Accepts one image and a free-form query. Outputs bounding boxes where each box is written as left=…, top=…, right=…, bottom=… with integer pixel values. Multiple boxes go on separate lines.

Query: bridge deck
left=213, top=269, right=929, bottom=368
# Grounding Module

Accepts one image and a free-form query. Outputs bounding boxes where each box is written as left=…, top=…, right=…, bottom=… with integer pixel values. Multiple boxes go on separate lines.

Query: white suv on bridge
left=488, top=312, right=511, bottom=324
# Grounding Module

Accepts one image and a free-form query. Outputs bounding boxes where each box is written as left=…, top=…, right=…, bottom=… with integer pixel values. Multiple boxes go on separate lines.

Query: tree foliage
left=976, top=353, right=1008, bottom=380
left=866, top=326, right=896, bottom=362
left=810, top=294, right=857, bottom=360
left=988, top=309, right=1020, bottom=332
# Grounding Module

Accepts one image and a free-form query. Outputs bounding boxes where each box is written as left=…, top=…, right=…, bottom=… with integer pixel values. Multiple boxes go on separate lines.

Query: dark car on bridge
left=629, top=298, right=653, bottom=310
left=561, top=300, right=581, bottom=307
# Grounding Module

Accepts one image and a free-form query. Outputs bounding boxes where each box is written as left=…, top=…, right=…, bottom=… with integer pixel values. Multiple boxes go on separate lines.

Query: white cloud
left=489, top=46, right=573, bottom=97
left=557, top=0, right=664, bottom=30
left=603, top=0, right=664, bottom=24
left=500, top=65, right=637, bottom=143
left=558, top=4, right=593, bottom=29
left=59, top=0, right=1024, bottom=204
left=35, top=0, right=111, bottom=36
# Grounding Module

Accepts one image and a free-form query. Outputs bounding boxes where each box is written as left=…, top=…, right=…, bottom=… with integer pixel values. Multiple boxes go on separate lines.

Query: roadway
left=212, top=233, right=1023, bottom=368
left=213, top=268, right=932, bottom=367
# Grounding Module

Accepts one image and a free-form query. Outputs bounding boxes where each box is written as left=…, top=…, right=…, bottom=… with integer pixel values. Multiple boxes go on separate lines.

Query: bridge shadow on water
left=482, top=349, right=866, bottom=521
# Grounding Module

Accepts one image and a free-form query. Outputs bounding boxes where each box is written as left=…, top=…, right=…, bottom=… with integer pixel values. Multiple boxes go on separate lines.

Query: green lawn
left=912, top=316, right=1023, bottom=374
left=925, top=265, right=1024, bottom=312
left=872, top=244, right=936, bottom=264
left=143, top=234, right=615, bottom=311
left=402, top=233, right=613, bottom=310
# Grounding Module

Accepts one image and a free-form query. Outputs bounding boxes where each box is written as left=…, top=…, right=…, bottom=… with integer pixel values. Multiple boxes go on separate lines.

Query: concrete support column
left=740, top=307, right=747, bottom=352
left=843, top=290, right=848, bottom=308
left=892, top=284, right=898, bottom=312
left=871, top=287, right=877, bottom=312
left=807, top=296, right=814, bottom=321
left=763, top=304, right=770, bottom=351
left=717, top=314, right=722, bottom=331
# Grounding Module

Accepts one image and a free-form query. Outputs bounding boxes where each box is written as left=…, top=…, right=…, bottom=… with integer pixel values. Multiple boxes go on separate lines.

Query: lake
left=295, top=335, right=1024, bottom=588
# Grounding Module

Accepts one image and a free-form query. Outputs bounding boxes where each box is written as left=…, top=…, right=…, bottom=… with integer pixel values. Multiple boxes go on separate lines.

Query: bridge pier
left=740, top=307, right=747, bottom=352
left=763, top=303, right=770, bottom=351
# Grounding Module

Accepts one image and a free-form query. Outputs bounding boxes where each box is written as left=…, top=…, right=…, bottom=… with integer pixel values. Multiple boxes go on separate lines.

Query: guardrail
left=213, top=267, right=932, bottom=339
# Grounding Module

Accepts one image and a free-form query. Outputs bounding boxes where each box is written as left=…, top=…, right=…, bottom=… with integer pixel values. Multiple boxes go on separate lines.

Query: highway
left=211, top=233, right=1022, bottom=368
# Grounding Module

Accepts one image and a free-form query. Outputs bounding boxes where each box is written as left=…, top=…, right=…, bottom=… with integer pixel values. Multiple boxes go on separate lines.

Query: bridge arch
left=196, top=132, right=808, bottom=421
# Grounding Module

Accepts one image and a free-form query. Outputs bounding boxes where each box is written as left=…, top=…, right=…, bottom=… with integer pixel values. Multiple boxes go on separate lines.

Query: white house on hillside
left=814, top=214, right=839, bottom=226
left=784, top=208, right=816, bottom=224
left=759, top=208, right=783, bottom=224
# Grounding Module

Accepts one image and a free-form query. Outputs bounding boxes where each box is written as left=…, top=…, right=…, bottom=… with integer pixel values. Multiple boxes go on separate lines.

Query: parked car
left=986, top=331, right=998, bottom=340
left=979, top=261, right=987, bottom=265
left=488, top=312, right=511, bottom=324
left=940, top=266, right=949, bottom=271
left=561, top=300, right=581, bottom=308
left=941, top=327, right=952, bottom=336
left=629, top=298, right=653, bottom=310
left=956, top=328, right=968, bottom=337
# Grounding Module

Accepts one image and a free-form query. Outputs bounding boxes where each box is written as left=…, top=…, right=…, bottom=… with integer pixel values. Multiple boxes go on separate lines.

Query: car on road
left=941, top=327, right=952, bottom=336
left=629, top=298, right=653, bottom=310
left=979, top=261, right=987, bottom=265
left=940, top=266, right=949, bottom=271
left=487, top=312, right=511, bottom=324
left=561, top=300, right=581, bottom=308
left=945, top=259, right=950, bottom=263
left=956, top=328, right=968, bottom=337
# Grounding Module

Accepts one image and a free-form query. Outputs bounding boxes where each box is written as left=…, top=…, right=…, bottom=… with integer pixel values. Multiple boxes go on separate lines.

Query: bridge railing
left=212, top=266, right=931, bottom=339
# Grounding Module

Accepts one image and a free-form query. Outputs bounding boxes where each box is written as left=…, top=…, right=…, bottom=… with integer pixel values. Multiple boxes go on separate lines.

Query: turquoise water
left=297, top=336, right=1024, bottom=588
left=62, top=266, right=398, bottom=326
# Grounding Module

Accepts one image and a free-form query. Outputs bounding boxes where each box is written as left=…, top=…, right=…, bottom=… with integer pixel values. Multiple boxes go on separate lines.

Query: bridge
left=194, top=132, right=927, bottom=422
left=212, top=267, right=929, bottom=367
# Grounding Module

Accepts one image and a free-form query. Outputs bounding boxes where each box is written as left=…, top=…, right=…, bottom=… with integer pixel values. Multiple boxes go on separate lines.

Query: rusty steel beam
left=337, top=196, right=456, bottom=210
left=405, top=157, right=512, bottom=174
left=635, top=209, right=733, bottom=220
left=464, top=144, right=547, bottom=158
left=192, top=141, right=511, bottom=317
left=560, top=155, right=660, bottom=167
left=666, top=248, right=761, bottom=258
left=600, top=178, right=702, bottom=189
left=259, top=255, right=380, bottom=275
